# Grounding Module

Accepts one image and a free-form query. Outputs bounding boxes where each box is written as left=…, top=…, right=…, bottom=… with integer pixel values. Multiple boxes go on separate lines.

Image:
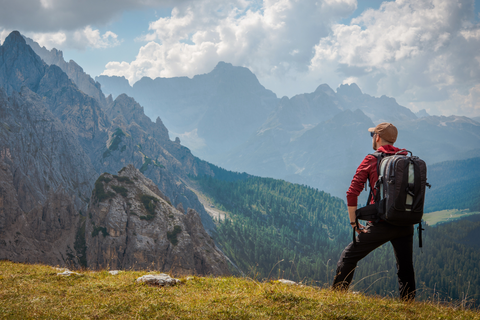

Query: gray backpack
left=355, top=150, right=430, bottom=246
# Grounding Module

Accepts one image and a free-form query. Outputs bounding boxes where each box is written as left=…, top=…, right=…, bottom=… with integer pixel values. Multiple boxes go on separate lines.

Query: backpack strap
left=418, top=221, right=424, bottom=248
left=367, top=151, right=386, bottom=206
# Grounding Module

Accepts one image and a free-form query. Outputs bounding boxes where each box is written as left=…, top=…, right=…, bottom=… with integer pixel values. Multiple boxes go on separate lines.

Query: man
left=332, top=122, right=416, bottom=300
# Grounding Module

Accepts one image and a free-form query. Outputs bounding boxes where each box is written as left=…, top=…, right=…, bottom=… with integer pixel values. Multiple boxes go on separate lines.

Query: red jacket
left=346, top=145, right=407, bottom=207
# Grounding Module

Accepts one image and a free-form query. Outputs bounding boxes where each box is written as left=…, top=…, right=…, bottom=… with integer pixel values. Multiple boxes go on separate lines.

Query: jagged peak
left=3, top=31, right=26, bottom=46
left=336, top=83, right=363, bottom=97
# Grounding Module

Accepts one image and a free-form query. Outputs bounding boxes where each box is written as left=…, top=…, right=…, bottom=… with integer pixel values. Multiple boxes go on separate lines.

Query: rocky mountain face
left=0, top=31, right=226, bottom=271
left=86, top=165, right=229, bottom=275
left=0, top=87, right=95, bottom=267
left=25, top=36, right=108, bottom=107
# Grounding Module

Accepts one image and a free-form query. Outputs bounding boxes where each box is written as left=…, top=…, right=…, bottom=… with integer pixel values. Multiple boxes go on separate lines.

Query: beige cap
left=368, top=122, right=398, bottom=143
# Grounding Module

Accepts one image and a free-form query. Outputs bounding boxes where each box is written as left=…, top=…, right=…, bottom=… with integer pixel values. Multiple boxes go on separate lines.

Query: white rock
left=109, top=270, right=120, bottom=275
left=136, top=273, right=180, bottom=286
left=57, top=270, right=82, bottom=276
left=276, top=279, right=298, bottom=285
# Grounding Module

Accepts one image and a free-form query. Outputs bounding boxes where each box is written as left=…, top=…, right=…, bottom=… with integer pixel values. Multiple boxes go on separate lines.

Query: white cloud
left=408, top=83, right=480, bottom=117
left=310, top=0, right=480, bottom=117
left=25, top=26, right=121, bottom=51
left=103, top=0, right=357, bottom=84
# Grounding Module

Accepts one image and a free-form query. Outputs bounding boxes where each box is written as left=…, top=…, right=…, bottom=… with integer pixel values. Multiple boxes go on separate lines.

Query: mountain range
left=97, top=64, right=480, bottom=199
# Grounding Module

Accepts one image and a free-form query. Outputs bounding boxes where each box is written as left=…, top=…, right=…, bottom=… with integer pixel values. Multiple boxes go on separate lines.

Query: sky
left=1, top=0, right=480, bottom=118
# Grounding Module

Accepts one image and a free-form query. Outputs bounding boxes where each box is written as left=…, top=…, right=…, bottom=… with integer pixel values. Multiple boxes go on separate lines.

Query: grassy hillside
left=1, top=261, right=479, bottom=319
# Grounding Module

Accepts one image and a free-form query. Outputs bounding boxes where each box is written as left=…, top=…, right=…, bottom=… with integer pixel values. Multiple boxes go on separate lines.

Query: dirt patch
left=185, top=180, right=228, bottom=222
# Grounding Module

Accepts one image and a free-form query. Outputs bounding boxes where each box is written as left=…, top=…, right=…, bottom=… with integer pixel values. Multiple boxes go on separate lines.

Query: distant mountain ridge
left=97, top=64, right=480, bottom=199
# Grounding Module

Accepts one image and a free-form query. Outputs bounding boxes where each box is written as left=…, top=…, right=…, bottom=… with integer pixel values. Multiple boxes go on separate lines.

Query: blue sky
left=1, top=0, right=480, bottom=117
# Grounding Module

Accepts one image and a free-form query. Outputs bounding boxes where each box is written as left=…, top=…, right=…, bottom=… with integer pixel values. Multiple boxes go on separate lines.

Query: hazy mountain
left=98, top=65, right=480, bottom=199
left=97, top=62, right=278, bottom=161
left=395, top=115, right=480, bottom=164
left=221, top=85, right=480, bottom=198
left=336, top=83, right=417, bottom=123
left=217, top=83, right=480, bottom=198
left=473, top=116, right=480, bottom=123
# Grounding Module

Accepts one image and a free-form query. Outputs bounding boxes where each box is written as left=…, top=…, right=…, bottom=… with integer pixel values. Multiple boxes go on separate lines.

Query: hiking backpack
left=355, top=150, right=431, bottom=247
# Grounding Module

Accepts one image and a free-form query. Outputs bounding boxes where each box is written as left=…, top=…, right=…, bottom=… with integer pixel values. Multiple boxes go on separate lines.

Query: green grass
left=1, top=261, right=479, bottom=319
left=423, top=209, right=480, bottom=226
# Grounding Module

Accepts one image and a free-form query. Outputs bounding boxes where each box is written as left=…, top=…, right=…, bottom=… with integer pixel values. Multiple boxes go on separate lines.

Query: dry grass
left=1, top=260, right=479, bottom=319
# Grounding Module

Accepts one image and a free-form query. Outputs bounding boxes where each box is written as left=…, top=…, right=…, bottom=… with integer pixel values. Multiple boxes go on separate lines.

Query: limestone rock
left=57, top=270, right=82, bottom=276
left=136, top=274, right=180, bottom=286
left=276, top=279, right=298, bottom=285
left=86, top=165, right=230, bottom=276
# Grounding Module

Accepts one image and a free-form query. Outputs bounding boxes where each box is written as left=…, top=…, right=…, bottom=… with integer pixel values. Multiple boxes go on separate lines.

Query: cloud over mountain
left=310, top=0, right=480, bottom=117
left=2, top=0, right=479, bottom=117
left=102, top=0, right=356, bottom=83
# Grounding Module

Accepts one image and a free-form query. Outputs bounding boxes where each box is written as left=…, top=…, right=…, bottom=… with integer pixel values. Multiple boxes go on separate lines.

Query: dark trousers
left=332, top=221, right=415, bottom=300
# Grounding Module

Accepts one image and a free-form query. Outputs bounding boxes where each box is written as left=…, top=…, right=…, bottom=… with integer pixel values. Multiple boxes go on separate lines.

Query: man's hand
left=354, top=223, right=367, bottom=234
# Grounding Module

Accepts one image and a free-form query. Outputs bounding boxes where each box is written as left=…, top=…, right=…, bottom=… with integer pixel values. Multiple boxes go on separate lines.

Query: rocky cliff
left=0, top=88, right=95, bottom=267
left=86, top=165, right=229, bottom=275
left=0, top=31, right=226, bottom=271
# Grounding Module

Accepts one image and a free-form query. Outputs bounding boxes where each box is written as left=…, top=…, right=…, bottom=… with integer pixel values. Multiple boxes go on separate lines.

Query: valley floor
left=1, top=261, right=479, bottom=319
left=423, top=209, right=480, bottom=226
